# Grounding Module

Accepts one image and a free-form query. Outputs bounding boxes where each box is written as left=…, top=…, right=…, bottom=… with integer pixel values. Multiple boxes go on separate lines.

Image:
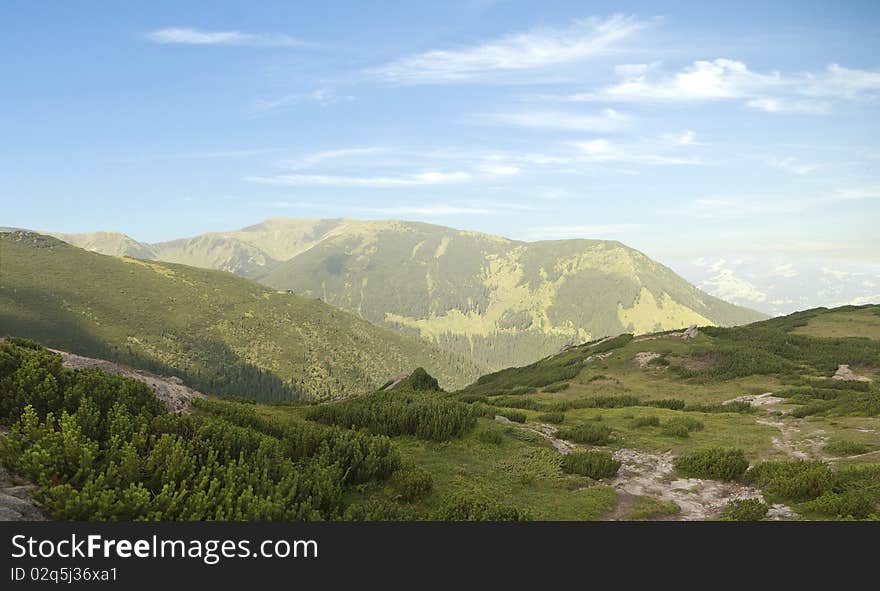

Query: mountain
left=50, top=218, right=766, bottom=370
left=0, top=231, right=483, bottom=400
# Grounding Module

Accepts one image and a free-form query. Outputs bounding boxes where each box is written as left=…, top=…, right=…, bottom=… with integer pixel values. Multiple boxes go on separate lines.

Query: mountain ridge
left=47, top=218, right=766, bottom=369
left=0, top=231, right=483, bottom=399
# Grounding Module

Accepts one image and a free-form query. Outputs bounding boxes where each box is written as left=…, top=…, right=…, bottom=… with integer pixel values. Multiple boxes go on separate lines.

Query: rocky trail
left=497, top=414, right=798, bottom=521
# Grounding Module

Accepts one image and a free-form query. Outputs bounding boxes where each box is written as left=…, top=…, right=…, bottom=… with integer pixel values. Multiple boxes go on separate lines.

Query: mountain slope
left=0, top=231, right=482, bottom=399
left=257, top=220, right=766, bottom=369
left=50, top=218, right=766, bottom=370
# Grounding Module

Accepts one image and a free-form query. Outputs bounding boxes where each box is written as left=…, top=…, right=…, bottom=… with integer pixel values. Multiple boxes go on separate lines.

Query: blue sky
left=2, top=1, right=879, bottom=314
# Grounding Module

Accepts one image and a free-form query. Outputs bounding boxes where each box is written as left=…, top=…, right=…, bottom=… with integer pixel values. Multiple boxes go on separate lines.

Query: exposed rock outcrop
left=51, top=349, right=206, bottom=412
left=832, top=364, right=872, bottom=382
left=0, top=463, right=44, bottom=521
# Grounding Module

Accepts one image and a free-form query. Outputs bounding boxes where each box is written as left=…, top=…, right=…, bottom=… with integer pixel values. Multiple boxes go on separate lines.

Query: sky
left=2, top=0, right=879, bottom=315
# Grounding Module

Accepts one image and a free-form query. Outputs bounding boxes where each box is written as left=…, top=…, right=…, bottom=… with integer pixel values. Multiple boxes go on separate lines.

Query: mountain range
left=51, top=218, right=766, bottom=369
left=0, top=230, right=482, bottom=399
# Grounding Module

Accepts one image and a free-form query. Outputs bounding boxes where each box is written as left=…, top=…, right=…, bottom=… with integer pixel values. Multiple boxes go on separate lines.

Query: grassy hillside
left=0, top=231, right=482, bottom=400
left=258, top=220, right=766, bottom=369
left=51, top=218, right=765, bottom=371
left=261, top=305, right=880, bottom=520
left=3, top=306, right=878, bottom=521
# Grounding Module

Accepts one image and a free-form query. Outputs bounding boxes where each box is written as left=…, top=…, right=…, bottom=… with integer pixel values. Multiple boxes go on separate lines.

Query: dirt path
left=497, top=416, right=797, bottom=521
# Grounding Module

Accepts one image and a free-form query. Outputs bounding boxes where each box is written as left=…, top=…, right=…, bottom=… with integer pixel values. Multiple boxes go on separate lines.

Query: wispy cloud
left=555, top=59, right=880, bottom=112
left=358, top=204, right=494, bottom=216
left=567, top=136, right=701, bottom=165
left=146, top=27, right=308, bottom=47
left=830, top=186, right=880, bottom=200
left=252, top=88, right=352, bottom=113
left=527, top=223, right=645, bottom=240
left=372, top=15, right=648, bottom=84
left=281, top=147, right=389, bottom=170
left=247, top=171, right=474, bottom=188
left=477, top=108, right=630, bottom=132
left=682, top=197, right=805, bottom=219
left=767, top=156, right=817, bottom=175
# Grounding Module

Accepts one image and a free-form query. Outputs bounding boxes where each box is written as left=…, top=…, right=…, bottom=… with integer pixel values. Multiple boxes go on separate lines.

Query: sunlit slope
left=0, top=231, right=483, bottom=399
left=258, top=220, right=766, bottom=369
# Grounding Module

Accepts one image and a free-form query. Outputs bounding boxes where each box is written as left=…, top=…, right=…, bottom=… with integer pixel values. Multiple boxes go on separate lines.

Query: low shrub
left=556, top=423, right=613, bottom=445
left=537, top=412, right=565, bottom=424
left=825, top=440, right=871, bottom=457
left=685, top=401, right=754, bottom=414
left=478, top=428, right=504, bottom=445
left=630, top=415, right=660, bottom=428
left=495, top=409, right=527, bottom=423
left=719, top=498, right=768, bottom=521
left=391, top=465, right=433, bottom=502
left=561, top=451, right=621, bottom=479
left=542, top=382, right=570, bottom=393
left=801, top=490, right=877, bottom=519
left=491, top=396, right=540, bottom=410
left=645, top=399, right=686, bottom=410
left=432, top=493, right=530, bottom=521
left=745, top=461, right=832, bottom=501
left=661, top=416, right=704, bottom=438
left=673, top=448, right=749, bottom=481
left=343, top=500, right=415, bottom=521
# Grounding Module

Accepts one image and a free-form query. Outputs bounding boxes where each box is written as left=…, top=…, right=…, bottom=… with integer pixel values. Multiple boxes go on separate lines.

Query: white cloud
left=700, top=268, right=768, bottom=303
left=252, top=88, right=353, bottom=112
left=830, top=186, right=880, bottom=200
left=248, top=171, right=473, bottom=188
left=146, top=27, right=307, bottom=47
left=527, top=223, right=645, bottom=239
left=360, top=204, right=493, bottom=215
left=683, top=197, right=804, bottom=219
left=676, top=130, right=697, bottom=145
left=767, top=157, right=817, bottom=175
left=745, top=98, right=829, bottom=114
left=372, top=15, right=647, bottom=83
left=568, top=138, right=701, bottom=165
left=560, top=59, right=880, bottom=112
left=480, top=108, right=630, bottom=132
left=281, top=147, right=388, bottom=170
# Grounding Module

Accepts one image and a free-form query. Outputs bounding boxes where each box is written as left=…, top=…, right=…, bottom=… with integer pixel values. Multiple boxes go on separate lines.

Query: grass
left=626, top=496, right=681, bottom=520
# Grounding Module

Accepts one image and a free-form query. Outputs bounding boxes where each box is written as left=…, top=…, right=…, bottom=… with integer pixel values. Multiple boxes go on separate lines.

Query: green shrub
left=556, top=423, right=613, bottom=445
left=491, top=396, right=540, bottom=410
left=674, top=448, right=749, bottom=481
left=432, top=493, right=530, bottom=521
left=561, top=451, right=621, bottom=479
left=645, top=399, right=686, bottom=410
left=719, top=498, right=768, bottom=521
left=825, top=440, right=871, bottom=456
left=661, top=416, right=704, bottom=438
left=495, top=409, right=527, bottom=423
left=684, top=401, right=754, bottom=414
left=745, top=461, right=832, bottom=501
left=542, top=382, right=570, bottom=393
left=801, top=490, right=877, bottom=519
left=306, top=390, right=476, bottom=441
left=537, top=412, right=565, bottom=424
left=391, top=465, right=433, bottom=502
left=631, top=415, right=660, bottom=428
left=343, top=500, right=415, bottom=521
left=478, top=428, right=504, bottom=445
